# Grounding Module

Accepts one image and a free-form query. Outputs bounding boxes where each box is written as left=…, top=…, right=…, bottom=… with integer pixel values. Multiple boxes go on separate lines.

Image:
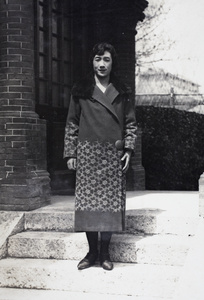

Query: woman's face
left=93, top=51, right=112, bottom=78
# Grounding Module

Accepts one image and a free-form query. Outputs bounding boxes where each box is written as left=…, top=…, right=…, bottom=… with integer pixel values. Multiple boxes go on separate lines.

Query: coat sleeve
left=124, top=98, right=137, bottom=151
left=63, top=96, right=81, bottom=159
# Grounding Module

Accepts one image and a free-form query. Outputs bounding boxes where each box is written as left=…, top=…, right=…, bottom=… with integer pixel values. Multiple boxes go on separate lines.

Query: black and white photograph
left=0, top=0, right=204, bottom=299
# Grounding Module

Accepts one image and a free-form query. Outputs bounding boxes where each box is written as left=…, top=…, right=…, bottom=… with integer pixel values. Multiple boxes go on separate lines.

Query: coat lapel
left=92, top=85, right=119, bottom=122
left=105, top=83, right=119, bottom=104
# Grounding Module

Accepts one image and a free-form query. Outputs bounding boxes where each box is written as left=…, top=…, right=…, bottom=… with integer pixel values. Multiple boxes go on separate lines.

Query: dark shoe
left=100, top=253, right=114, bottom=271
left=77, top=252, right=98, bottom=270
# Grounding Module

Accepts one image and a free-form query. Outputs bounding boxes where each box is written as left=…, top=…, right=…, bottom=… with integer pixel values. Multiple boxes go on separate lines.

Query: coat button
left=115, top=140, right=124, bottom=150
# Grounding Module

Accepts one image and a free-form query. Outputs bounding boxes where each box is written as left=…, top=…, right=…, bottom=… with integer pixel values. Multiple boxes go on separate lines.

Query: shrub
left=136, top=106, right=204, bottom=190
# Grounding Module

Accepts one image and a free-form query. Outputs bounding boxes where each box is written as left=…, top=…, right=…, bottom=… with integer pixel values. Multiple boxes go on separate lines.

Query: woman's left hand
left=121, top=150, right=132, bottom=172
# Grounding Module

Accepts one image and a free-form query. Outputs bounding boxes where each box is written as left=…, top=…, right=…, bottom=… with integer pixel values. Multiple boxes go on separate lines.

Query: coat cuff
left=124, top=137, right=135, bottom=151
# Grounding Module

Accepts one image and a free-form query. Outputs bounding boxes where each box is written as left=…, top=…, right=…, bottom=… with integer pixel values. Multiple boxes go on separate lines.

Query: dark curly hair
left=89, top=42, right=118, bottom=72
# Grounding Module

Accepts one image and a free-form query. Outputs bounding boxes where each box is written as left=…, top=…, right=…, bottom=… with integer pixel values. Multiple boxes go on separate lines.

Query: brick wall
left=0, top=0, right=50, bottom=211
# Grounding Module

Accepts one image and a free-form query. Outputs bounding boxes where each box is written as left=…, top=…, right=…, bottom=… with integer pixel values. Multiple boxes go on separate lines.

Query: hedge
left=136, top=106, right=204, bottom=190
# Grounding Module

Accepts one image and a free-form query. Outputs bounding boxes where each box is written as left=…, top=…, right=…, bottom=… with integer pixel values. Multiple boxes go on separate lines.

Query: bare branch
left=136, top=0, right=173, bottom=68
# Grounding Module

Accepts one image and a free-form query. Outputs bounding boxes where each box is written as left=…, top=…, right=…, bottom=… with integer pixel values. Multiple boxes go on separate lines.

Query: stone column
left=199, top=174, right=204, bottom=217
left=0, top=0, right=50, bottom=210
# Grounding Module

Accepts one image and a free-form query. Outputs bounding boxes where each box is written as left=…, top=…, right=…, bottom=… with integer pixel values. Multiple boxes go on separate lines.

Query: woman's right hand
left=67, top=158, right=77, bottom=170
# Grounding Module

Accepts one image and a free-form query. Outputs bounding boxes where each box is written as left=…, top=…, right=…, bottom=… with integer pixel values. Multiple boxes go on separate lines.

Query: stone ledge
left=7, top=231, right=191, bottom=266
left=0, top=212, right=24, bottom=259
left=0, top=287, right=169, bottom=300
left=24, top=209, right=199, bottom=236
left=0, top=258, right=181, bottom=298
left=173, top=218, right=204, bottom=300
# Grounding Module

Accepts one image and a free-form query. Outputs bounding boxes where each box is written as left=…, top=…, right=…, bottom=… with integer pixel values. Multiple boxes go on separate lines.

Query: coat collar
left=71, top=73, right=131, bottom=125
left=71, top=72, right=131, bottom=99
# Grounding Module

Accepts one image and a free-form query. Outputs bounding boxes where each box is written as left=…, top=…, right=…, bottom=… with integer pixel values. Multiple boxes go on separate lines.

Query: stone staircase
left=0, top=191, right=200, bottom=299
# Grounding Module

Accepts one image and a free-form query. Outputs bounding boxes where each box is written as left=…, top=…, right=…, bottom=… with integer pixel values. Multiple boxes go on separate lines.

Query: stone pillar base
left=126, top=128, right=145, bottom=191
left=126, top=165, right=145, bottom=191
left=0, top=171, right=50, bottom=211
left=199, top=173, right=204, bottom=217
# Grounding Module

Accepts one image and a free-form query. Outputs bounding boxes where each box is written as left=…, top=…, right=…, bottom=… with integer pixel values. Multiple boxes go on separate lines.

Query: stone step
left=25, top=210, right=199, bottom=236
left=0, top=258, right=182, bottom=299
left=7, top=231, right=191, bottom=266
left=0, top=212, right=24, bottom=259
left=0, top=288, right=170, bottom=300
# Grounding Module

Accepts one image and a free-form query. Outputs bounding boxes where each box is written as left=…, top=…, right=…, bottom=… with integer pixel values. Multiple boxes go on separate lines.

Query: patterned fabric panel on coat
left=63, top=122, right=79, bottom=158
left=75, top=140, right=126, bottom=232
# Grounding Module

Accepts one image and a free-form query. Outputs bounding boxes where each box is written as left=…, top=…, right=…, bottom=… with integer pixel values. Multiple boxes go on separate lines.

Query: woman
left=64, top=42, right=137, bottom=271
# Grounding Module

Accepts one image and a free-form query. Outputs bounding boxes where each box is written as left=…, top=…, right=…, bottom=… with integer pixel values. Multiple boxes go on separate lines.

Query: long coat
left=63, top=74, right=137, bottom=232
